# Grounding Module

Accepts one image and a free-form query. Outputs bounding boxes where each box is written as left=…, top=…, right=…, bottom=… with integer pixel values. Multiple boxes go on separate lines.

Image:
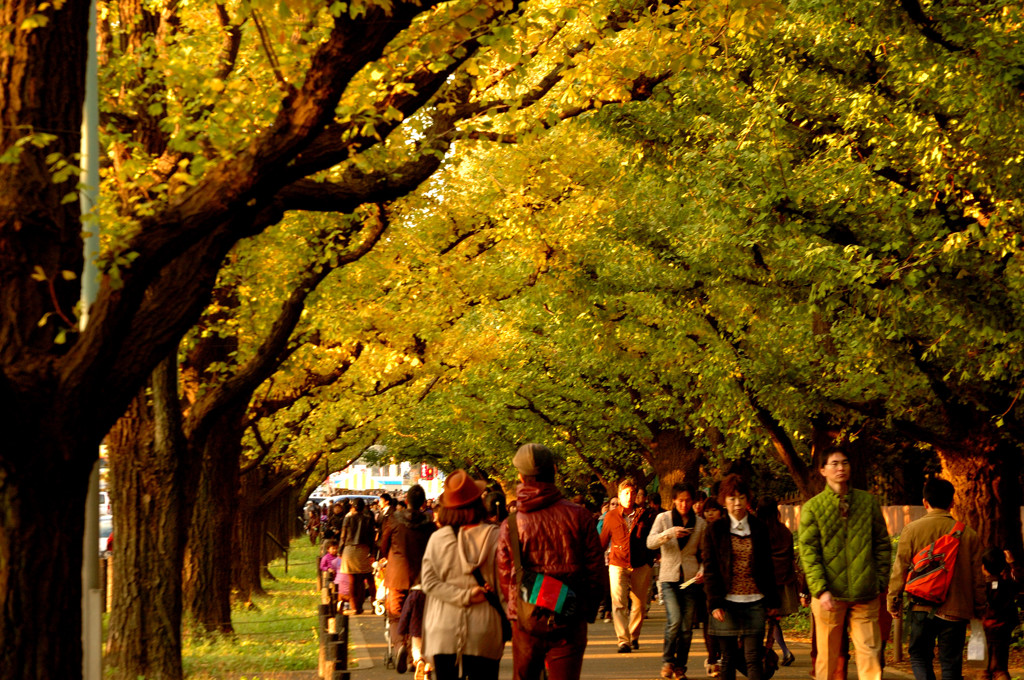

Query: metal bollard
left=333, top=610, right=350, bottom=680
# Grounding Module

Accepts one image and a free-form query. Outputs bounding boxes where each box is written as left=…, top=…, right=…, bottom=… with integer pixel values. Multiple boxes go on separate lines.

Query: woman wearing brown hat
left=421, top=470, right=506, bottom=680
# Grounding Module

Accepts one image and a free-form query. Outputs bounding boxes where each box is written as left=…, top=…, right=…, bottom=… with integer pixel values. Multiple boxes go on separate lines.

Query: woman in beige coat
left=422, top=470, right=505, bottom=680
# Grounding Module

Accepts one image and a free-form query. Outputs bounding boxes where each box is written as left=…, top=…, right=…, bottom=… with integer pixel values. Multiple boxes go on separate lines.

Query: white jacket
left=647, top=511, right=706, bottom=583
left=422, top=523, right=505, bottom=663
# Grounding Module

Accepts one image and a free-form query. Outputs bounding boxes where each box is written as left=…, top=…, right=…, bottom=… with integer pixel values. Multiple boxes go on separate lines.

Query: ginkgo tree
left=3, top=0, right=780, bottom=674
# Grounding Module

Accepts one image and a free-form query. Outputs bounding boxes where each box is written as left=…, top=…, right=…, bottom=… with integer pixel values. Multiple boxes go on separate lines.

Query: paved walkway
left=343, top=603, right=923, bottom=680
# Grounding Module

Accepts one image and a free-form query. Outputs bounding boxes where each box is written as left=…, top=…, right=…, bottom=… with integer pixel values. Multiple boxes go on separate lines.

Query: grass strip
left=182, top=539, right=323, bottom=678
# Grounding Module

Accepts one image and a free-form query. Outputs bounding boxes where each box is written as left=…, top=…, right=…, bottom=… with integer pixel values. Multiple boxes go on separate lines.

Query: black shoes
left=396, top=643, right=408, bottom=674
left=617, top=644, right=631, bottom=653
left=632, top=640, right=639, bottom=650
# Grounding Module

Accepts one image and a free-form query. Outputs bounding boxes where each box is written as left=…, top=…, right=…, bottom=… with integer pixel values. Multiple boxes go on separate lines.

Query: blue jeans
left=661, top=581, right=700, bottom=669
left=907, top=610, right=967, bottom=680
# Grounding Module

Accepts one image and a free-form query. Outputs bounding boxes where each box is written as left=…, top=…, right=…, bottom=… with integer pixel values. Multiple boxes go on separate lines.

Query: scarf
left=672, top=507, right=696, bottom=551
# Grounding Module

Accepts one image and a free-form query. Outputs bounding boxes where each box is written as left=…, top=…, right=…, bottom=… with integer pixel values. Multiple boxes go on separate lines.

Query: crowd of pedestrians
left=308, top=445, right=1020, bottom=680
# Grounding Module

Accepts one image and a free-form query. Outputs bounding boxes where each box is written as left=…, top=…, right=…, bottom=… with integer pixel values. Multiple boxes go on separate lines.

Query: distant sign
left=420, top=464, right=436, bottom=480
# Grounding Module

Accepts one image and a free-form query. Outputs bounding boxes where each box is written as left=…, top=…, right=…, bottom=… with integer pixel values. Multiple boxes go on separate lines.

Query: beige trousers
left=609, top=564, right=653, bottom=647
left=811, top=596, right=882, bottom=680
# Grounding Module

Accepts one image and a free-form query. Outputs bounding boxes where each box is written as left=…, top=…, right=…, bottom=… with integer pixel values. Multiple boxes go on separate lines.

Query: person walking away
left=799, top=448, right=890, bottom=680
left=756, top=496, right=799, bottom=667
left=306, top=503, right=322, bottom=545
left=647, top=482, right=707, bottom=680
left=496, top=443, right=606, bottom=680
left=703, top=474, right=780, bottom=680
left=421, top=470, right=505, bottom=680
left=338, top=497, right=376, bottom=614
left=980, top=547, right=1020, bottom=680
left=886, top=478, right=984, bottom=680
left=380, top=484, right=436, bottom=674
left=600, top=478, right=657, bottom=652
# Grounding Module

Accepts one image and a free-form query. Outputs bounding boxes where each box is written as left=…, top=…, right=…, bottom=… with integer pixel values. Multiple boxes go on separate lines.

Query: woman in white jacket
left=422, top=470, right=505, bottom=680
left=647, top=482, right=707, bottom=680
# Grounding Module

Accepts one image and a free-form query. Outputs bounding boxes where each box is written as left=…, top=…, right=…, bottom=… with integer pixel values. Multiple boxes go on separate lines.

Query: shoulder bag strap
left=508, top=510, right=524, bottom=585
left=455, top=524, right=506, bottom=618
left=471, top=566, right=506, bottom=616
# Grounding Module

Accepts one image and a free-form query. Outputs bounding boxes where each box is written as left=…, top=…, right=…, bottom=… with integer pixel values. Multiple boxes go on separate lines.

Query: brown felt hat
left=439, top=469, right=487, bottom=508
left=512, top=443, right=556, bottom=477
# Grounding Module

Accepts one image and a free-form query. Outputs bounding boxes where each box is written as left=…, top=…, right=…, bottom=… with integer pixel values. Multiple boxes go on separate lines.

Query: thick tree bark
left=0, top=428, right=91, bottom=678
left=644, top=428, right=704, bottom=508
left=938, top=437, right=1024, bottom=560
left=235, top=469, right=268, bottom=603
left=183, top=403, right=245, bottom=633
left=0, top=1, right=89, bottom=360
left=106, top=355, right=195, bottom=680
left=0, top=6, right=92, bottom=671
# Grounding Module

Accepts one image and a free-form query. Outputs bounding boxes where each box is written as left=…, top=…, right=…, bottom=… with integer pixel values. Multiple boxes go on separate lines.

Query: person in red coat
left=600, top=478, right=658, bottom=653
left=497, top=443, right=606, bottom=680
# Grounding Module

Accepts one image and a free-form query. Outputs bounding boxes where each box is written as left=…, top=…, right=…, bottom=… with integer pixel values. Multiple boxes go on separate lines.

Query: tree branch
left=184, top=209, right=389, bottom=441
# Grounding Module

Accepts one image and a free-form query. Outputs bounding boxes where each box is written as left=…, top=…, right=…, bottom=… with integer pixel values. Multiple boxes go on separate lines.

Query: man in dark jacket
left=600, top=478, right=658, bottom=653
left=497, top=443, right=606, bottom=680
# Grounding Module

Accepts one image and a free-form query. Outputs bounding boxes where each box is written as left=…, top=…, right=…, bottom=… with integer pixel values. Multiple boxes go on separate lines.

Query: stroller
left=373, top=560, right=388, bottom=617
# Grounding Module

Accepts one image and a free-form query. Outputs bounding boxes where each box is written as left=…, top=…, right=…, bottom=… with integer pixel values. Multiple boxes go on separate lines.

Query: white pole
left=80, top=0, right=102, bottom=677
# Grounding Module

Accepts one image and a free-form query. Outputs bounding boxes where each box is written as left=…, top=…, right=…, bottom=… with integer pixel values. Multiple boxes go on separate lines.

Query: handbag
left=507, top=511, right=577, bottom=635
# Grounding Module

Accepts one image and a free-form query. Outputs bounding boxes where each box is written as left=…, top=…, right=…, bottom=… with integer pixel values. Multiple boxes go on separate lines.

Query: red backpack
left=904, top=521, right=964, bottom=605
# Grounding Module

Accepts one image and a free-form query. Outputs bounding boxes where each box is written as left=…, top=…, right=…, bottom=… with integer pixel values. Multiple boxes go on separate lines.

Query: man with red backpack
left=887, top=478, right=985, bottom=680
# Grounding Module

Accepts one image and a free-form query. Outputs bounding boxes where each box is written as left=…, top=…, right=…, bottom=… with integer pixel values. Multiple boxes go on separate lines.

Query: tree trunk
left=106, top=355, right=195, bottom=680
left=645, top=429, right=704, bottom=508
left=0, top=0, right=90, bottom=357
left=234, top=470, right=268, bottom=603
left=183, top=403, right=245, bottom=633
left=0, top=5, right=92, bottom=669
left=0, top=426, right=91, bottom=678
left=938, top=437, right=1024, bottom=560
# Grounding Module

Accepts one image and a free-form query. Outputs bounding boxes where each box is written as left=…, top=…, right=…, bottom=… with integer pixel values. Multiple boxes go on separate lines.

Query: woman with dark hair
left=421, top=470, right=505, bottom=680
left=483, top=490, right=508, bottom=525
left=701, top=498, right=725, bottom=677
left=337, top=497, right=376, bottom=614
left=755, top=496, right=799, bottom=667
left=702, top=474, right=780, bottom=680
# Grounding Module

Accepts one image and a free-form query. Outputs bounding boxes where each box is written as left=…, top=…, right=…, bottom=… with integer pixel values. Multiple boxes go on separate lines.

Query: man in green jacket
left=799, top=449, right=891, bottom=680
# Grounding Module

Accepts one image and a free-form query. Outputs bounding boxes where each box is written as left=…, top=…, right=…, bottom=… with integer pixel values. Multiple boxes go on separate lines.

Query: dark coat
left=702, top=514, right=780, bottom=613
left=497, top=482, right=607, bottom=622
left=323, top=510, right=346, bottom=541
left=380, top=508, right=436, bottom=590
left=340, top=511, right=376, bottom=550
